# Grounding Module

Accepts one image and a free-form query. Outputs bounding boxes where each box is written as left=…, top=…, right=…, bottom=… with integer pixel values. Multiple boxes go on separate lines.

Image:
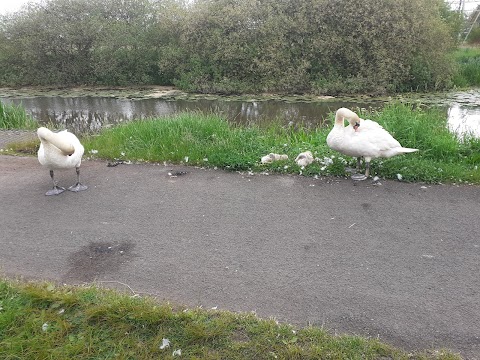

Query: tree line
left=0, top=0, right=464, bottom=94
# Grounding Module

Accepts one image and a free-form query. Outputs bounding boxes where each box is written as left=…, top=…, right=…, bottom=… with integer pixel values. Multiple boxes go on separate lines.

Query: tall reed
left=453, top=47, right=480, bottom=87
left=0, top=101, right=37, bottom=130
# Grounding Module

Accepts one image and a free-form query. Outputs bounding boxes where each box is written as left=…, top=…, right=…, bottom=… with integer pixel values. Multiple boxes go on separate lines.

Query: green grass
left=0, top=100, right=37, bottom=130
left=453, top=47, right=480, bottom=87
left=83, top=104, right=480, bottom=184
left=0, top=279, right=460, bottom=360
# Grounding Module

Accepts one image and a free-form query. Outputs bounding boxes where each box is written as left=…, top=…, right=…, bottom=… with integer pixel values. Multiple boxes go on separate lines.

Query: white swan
left=326, top=108, right=418, bottom=180
left=37, top=127, right=88, bottom=195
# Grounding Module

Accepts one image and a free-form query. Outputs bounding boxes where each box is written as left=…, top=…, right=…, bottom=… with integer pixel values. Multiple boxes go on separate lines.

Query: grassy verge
left=0, top=100, right=37, bottom=130
left=82, top=103, right=480, bottom=184
left=0, top=279, right=460, bottom=360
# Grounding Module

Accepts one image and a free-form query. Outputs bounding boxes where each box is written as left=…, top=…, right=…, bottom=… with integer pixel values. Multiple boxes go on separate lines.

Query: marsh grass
left=453, top=47, right=480, bottom=87
left=0, top=279, right=460, bottom=360
left=0, top=101, right=37, bottom=130
left=83, top=104, right=480, bottom=184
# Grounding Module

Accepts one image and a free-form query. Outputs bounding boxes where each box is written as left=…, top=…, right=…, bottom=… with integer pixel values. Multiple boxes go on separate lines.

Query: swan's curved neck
left=37, top=127, right=75, bottom=155
left=335, top=108, right=360, bottom=127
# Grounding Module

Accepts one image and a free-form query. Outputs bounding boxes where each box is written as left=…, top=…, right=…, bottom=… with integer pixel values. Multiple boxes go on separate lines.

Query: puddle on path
left=63, top=241, right=136, bottom=283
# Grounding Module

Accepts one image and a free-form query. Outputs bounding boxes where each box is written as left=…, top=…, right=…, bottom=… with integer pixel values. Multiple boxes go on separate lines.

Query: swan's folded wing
left=353, top=126, right=402, bottom=157
left=360, top=119, right=385, bottom=131
left=359, top=120, right=400, bottom=145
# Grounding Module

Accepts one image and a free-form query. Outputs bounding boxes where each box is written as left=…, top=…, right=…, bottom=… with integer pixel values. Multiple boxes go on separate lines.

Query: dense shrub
left=168, top=0, right=458, bottom=94
left=0, top=0, right=464, bottom=94
left=0, top=0, right=181, bottom=86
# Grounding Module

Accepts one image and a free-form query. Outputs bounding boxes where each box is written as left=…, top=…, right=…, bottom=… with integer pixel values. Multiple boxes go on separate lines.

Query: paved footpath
left=1, top=154, right=479, bottom=359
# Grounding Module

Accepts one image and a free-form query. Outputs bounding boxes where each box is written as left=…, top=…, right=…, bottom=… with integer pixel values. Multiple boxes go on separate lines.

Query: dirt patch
left=0, top=130, right=38, bottom=151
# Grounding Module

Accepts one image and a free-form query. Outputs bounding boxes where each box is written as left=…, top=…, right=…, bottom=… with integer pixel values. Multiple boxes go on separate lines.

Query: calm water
left=447, top=104, right=480, bottom=138
left=2, top=92, right=480, bottom=137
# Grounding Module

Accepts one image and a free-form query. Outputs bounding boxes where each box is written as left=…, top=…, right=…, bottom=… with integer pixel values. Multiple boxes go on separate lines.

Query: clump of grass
left=453, top=47, right=480, bottom=87
left=0, top=279, right=461, bottom=359
left=83, top=104, right=480, bottom=184
left=84, top=112, right=317, bottom=172
left=0, top=101, right=37, bottom=130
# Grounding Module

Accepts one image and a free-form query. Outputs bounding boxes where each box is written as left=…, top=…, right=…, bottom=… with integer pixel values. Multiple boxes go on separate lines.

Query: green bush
left=0, top=0, right=462, bottom=94
left=164, top=0, right=459, bottom=94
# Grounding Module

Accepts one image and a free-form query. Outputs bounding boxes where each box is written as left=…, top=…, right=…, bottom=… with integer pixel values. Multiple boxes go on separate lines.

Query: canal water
left=1, top=90, right=480, bottom=138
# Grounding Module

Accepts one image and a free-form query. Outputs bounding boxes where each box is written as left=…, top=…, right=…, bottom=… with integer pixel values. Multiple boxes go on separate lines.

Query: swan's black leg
left=364, top=162, right=370, bottom=178
left=68, top=167, right=88, bottom=192
left=356, top=157, right=362, bottom=172
left=45, top=170, right=65, bottom=195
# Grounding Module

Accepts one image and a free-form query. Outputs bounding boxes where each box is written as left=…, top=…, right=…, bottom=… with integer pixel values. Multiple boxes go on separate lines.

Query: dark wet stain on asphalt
left=63, top=241, right=136, bottom=282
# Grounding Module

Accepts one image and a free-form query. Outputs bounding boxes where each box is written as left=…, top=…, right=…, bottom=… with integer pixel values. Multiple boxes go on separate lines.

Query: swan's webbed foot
left=68, top=183, right=88, bottom=192
left=347, top=158, right=364, bottom=176
left=68, top=167, right=87, bottom=192
left=46, top=186, right=66, bottom=196
left=351, top=161, right=371, bottom=181
left=351, top=173, right=368, bottom=181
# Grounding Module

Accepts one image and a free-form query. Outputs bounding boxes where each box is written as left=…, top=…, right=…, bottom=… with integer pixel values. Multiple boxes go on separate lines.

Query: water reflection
left=447, top=104, right=480, bottom=138
left=1, top=94, right=480, bottom=138
left=1, top=96, right=377, bottom=132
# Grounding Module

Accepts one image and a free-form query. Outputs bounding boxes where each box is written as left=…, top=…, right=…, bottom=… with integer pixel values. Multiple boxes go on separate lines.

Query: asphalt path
left=1, top=154, right=479, bottom=359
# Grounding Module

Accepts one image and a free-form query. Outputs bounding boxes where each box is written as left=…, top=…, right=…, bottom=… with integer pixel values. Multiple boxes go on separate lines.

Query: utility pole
left=464, top=8, right=480, bottom=42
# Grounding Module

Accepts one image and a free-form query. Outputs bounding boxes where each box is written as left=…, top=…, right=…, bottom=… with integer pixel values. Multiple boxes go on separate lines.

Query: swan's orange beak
left=353, top=122, right=360, bottom=132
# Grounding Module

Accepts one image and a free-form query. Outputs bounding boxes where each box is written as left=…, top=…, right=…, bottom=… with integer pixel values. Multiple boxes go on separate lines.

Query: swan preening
left=37, top=127, right=87, bottom=195
left=327, top=108, right=418, bottom=180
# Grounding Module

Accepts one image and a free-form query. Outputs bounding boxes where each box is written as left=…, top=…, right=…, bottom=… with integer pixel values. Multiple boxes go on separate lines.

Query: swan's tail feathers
left=400, top=147, right=419, bottom=153
left=37, top=127, right=75, bottom=155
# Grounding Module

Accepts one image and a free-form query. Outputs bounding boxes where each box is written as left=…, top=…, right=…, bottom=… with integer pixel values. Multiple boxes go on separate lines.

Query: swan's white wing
left=37, top=129, right=84, bottom=169
left=359, top=119, right=384, bottom=130
left=358, top=128, right=401, bottom=149
left=338, top=124, right=401, bottom=159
